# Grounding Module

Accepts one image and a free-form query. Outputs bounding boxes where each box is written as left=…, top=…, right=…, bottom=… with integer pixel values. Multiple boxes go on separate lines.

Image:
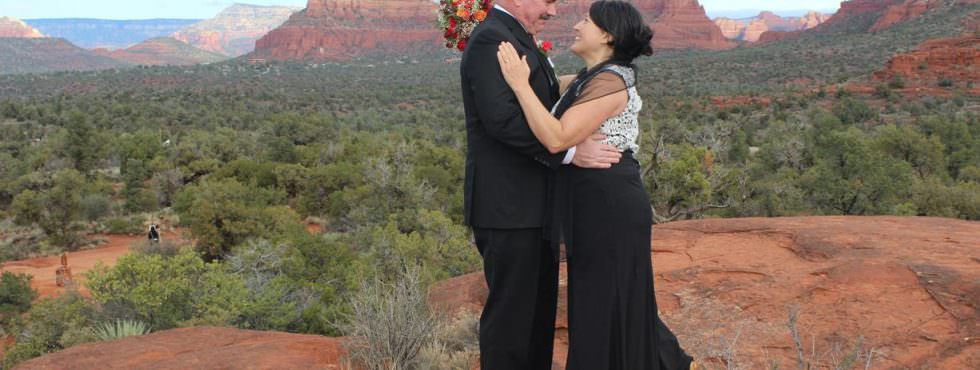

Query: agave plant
left=93, top=319, right=150, bottom=341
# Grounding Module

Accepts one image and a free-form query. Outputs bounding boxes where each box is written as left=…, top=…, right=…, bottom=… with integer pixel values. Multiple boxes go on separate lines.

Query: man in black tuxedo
left=460, top=1, right=621, bottom=368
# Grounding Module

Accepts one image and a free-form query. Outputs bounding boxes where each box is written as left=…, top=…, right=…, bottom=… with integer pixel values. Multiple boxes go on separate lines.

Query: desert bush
left=85, top=248, right=248, bottom=329
left=1, top=290, right=98, bottom=369
left=340, top=267, right=439, bottom=370
left=350, top=209, right=480, bottom=284
left=10, top=169, right=87, bottom=250
left=416, top=311, right=479, bottom=370
left=0, top=272, right=36, bottom=335
left=92, top=319, right=150, bottom=341
left=78, top=193, right=111, bottom=222
left=131, top=239, right=186, bottom=257
left=101, top=216, right=145, bottom=235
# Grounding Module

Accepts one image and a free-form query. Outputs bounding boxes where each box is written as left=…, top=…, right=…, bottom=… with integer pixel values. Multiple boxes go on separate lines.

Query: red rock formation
left=756, top=0, right=907, bottom=44
left=252, top=0, right=441, bottom=61
left=822, top=0, right=905, bottom=27
left=714, top=11, right=831, bottom=43
left=871, top=0, right=980, bottom=32
left=713, top=17, right=747, bottom=40
left=173, top=4, right=300, bottom=57
left=872, top=35, right=979, bottom=90
left=92, top=37, right=227, bottom=66
left=16, top=327, right=347, bottom=369
left=431, top=216, right=980, bottom=369
left=645, top=0, right=737, bottom=50
left=0, top=16, right=45, bottom=38
left=871, top=0, right=939, bottom=31
left=755, top=29, right=802, bottom=44
left=800, top=10, right=833, bottom=28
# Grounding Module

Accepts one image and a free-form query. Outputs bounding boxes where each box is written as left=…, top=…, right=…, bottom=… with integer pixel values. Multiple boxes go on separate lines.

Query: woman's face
left=570, top=14, right=612, bottom=58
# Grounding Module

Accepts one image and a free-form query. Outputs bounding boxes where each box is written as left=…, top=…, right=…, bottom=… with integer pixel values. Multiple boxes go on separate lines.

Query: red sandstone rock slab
left=14, top=327, right=346, bottom=370
left=430, top=216, right=980, bottom=369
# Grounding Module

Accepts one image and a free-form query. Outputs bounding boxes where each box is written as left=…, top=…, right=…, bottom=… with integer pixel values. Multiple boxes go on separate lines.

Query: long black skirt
left=562, top=152, right=693, bottom=370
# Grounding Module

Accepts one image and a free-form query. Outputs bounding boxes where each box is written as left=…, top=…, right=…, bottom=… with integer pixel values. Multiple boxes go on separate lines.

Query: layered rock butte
left=0, top=16, right=45, bottom=38
left=714, top=11, right=830, bottom=42
left=252, top=0, right=735, bottom=62
left=18, top=217, right=980, bottom=369
left=540, top=0, right=735, bottom=50
left=173, top=3, right=301, bottom=57
left=252, top=0, right=441, bottom=61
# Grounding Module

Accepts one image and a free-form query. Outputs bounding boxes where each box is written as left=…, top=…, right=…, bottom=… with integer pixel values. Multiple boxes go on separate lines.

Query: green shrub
left=938, top=78, right=954, bottom=88
left=92, top=319, right=150, bottom=341
left=79, top=194, right=111, bottom=222
left=1, top=290, right=97, bottom=369
left=85, top=248, right=248, bottom=330
left=101, top=216, right=144, bottom=235
left=0, top=272, right=36, bottom=315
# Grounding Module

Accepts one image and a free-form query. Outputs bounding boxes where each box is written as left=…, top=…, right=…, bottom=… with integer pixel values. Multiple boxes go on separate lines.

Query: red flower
left=457, top=39, right=467, bottom=51
left=541, top=40, right=553, bottom=52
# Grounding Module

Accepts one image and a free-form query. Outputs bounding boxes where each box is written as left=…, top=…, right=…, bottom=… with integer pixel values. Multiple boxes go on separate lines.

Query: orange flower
left=456, top=8, right=471, bottom=20
left=474, top=10, right=487, bottom=21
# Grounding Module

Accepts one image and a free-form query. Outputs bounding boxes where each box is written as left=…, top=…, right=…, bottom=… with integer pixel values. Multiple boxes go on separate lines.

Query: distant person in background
left=496, top=1, right=695, bottom=369
left=148, top=224, right=160, bottom=243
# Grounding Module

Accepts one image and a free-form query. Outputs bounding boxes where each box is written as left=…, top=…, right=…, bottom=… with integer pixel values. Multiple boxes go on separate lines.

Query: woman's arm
left=497, top=42, right=627, bottom=154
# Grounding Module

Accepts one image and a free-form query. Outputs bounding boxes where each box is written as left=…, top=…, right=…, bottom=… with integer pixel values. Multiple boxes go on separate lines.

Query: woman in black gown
left=496, top=1, right=695, bottom=369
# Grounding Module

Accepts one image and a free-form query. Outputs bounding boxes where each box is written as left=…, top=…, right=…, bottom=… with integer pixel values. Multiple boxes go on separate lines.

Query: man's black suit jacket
left=461, top=9, right=566, bottom=229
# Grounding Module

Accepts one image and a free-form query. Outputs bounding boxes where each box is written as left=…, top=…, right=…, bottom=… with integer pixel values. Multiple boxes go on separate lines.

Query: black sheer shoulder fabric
left=553, top=64, right=642, bottom=153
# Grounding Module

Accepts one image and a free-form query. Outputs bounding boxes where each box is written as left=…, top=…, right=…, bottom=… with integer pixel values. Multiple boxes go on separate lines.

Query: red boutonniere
left=537, top=39, right=554, bottom=57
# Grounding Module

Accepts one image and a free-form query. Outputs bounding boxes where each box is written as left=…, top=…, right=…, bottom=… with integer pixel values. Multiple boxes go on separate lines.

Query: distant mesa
left=173, top=3, right=301, bottom=57
left=92, top=37, right=229, bottom=66
left=0, top=37, right=128, bottom=75
left=0, top=16, right=45, bottom=38
left=24, top=18, right=200, bottom=50
left=713, top=11, right=831, bottom=42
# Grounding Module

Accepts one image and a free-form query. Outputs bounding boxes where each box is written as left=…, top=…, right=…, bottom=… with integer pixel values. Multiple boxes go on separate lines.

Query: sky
left=0, top=0, right=844, bottom=20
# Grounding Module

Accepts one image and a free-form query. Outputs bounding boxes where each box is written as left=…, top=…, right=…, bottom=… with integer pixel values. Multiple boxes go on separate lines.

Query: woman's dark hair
left=589, top=0, right=654, bottom=63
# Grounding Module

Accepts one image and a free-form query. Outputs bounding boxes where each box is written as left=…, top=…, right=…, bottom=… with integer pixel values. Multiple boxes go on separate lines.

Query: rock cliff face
left=538, top=0, right=735, bottom=50
left=0, top=16, right=44, bottom=38
left=821, top=0, right=905, bottom=27
left=254, top=0, right=736, bottom=61
left=173, top=3, right=301, bottom=57
left=252, top=0, right=440, bottom=61
left=872, top=35, right=979, bottom=88
left=714, top=11, right=830, bottom=42
left=871, top=0, right=980, bottom=32
left=92, top=37, right=228, bottom=66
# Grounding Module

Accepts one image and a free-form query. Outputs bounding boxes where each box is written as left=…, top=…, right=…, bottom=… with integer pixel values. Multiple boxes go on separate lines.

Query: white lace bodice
left=595, top=65, right=641, bottom=153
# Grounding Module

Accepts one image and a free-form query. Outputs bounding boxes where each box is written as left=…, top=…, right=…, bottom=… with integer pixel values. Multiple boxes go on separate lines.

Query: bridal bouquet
left=438, top=0, right=492, bottom=51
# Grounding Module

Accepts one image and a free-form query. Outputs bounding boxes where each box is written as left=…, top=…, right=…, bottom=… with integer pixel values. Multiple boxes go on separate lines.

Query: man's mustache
left=541, top=14, right=553, bottom=20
